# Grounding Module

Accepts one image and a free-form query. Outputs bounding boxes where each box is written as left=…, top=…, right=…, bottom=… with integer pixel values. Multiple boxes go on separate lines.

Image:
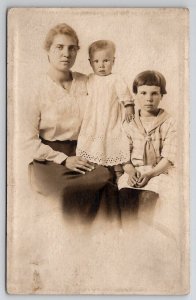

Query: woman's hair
left=133, top=70, right=167, bottom=95
left=88, top=40, right=116, bottom=57
left=44, top=23, right=79, bottom=51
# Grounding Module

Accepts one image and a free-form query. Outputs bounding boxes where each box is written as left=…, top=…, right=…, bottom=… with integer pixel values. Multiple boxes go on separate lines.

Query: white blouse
left=25, top=72, right=88, bottom=164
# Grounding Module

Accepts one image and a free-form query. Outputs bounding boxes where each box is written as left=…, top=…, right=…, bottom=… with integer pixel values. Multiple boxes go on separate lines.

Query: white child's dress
left=76, top=73, right=132, bottom=166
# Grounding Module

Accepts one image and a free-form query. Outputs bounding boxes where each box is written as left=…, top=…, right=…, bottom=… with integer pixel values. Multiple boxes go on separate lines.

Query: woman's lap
left=30, top=161, right=110, bottom=193
left=29, top=160, right=120, bottom=219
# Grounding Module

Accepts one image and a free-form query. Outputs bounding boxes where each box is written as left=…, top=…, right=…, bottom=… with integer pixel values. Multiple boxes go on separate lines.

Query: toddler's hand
left=125, top=105, right=135, bottom=123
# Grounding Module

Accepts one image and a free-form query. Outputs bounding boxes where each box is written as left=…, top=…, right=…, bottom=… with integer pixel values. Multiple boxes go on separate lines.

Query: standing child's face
left=89, top=48, right=115, bottom=76
left=136, top=85, right=162, bottom=116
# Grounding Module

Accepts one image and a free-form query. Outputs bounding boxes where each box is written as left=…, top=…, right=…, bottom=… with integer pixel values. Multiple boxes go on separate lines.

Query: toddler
left=76, top=40, right=134, bottom=170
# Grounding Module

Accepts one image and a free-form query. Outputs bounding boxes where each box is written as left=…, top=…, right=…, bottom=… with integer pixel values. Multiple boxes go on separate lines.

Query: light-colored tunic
left=118, top=109, right=177, bottom=194
left=76, top=73, right=132, bottom=166
left=25, top=72, right=88, bottom=164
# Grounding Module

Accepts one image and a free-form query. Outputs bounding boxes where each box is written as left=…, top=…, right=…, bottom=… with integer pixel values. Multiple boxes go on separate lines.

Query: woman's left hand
left=135, top=172, right=152, bottom=188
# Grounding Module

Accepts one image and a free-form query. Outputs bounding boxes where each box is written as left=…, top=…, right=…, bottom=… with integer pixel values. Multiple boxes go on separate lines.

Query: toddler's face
left=136, top=85, right=162, bottom=115
left=89, top=48, right=115, bottom=76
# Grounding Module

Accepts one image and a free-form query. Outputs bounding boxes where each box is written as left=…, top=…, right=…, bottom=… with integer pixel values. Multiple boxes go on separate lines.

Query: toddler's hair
left=88, top=40, right=116, bottom=57
left=44, top=23, right=79, bottom=52
left=133, top=70, right=167, bottom=95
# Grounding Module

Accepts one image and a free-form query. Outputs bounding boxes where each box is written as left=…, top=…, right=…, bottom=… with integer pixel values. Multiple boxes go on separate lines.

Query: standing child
left=118, top=70, right=177, bottom=215
left=76, top=40, right=134, bottom=170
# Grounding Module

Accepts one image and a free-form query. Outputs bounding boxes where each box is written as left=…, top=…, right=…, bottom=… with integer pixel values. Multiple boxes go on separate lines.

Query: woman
left=27, top=23, right=119, bottom=220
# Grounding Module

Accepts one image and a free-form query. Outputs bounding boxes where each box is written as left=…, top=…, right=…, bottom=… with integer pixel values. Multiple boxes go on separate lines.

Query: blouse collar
left=46, top=71, right=77, bottom=94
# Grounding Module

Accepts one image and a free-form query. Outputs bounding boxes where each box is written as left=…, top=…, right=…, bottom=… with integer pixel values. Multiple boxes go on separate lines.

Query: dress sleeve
left=24, top=91, right=68, bottom=165
left=115, top=75, right=134, bottom=105
left=122, top=121, right=133, bottom=155
left=161, top=118, right=177, bottom=165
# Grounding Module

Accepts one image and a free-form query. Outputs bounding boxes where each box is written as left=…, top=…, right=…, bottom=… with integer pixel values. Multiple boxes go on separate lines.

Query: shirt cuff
left=124, top=100, right=135, bottom=106
left=53, top=153, right=68, bottom=165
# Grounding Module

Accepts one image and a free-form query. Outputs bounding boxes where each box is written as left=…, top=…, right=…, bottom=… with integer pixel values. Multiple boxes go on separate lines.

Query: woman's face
left=48, top=34, right=78, bottom=72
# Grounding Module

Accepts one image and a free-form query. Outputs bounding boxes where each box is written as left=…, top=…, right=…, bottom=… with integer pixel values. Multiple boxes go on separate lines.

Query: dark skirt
left=29, top=139, right=120, bottom=221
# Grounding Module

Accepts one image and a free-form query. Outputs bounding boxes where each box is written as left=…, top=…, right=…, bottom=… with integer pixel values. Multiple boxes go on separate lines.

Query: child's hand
left=135, top=172, right=152, bottom=188
left=126, top=166, right=141, bottom=186
left=127, top=169, right=141, bottom=187
left=123, top=163, right=140, bottom=187
left=125, top=105, right=135, bottom=123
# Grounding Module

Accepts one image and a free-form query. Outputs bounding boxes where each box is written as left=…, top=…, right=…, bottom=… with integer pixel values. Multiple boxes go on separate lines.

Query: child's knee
left=119, top=188, right=139, bottom=214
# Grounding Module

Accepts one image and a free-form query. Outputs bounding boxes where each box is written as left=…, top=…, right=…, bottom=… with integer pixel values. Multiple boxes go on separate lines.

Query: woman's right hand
left=65, top=156, right=95, bottom=174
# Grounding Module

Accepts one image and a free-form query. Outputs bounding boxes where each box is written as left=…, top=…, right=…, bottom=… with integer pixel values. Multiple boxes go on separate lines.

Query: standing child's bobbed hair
left=133, top=70, right=167, bottom=95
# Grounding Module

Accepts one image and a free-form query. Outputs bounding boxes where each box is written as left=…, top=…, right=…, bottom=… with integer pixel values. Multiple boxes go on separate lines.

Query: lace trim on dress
left=76, top=148, right=130, bottom=166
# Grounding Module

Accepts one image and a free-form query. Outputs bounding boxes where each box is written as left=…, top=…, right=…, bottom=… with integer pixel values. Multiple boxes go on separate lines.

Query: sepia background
left=7, top=8, right=189, bottom=294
